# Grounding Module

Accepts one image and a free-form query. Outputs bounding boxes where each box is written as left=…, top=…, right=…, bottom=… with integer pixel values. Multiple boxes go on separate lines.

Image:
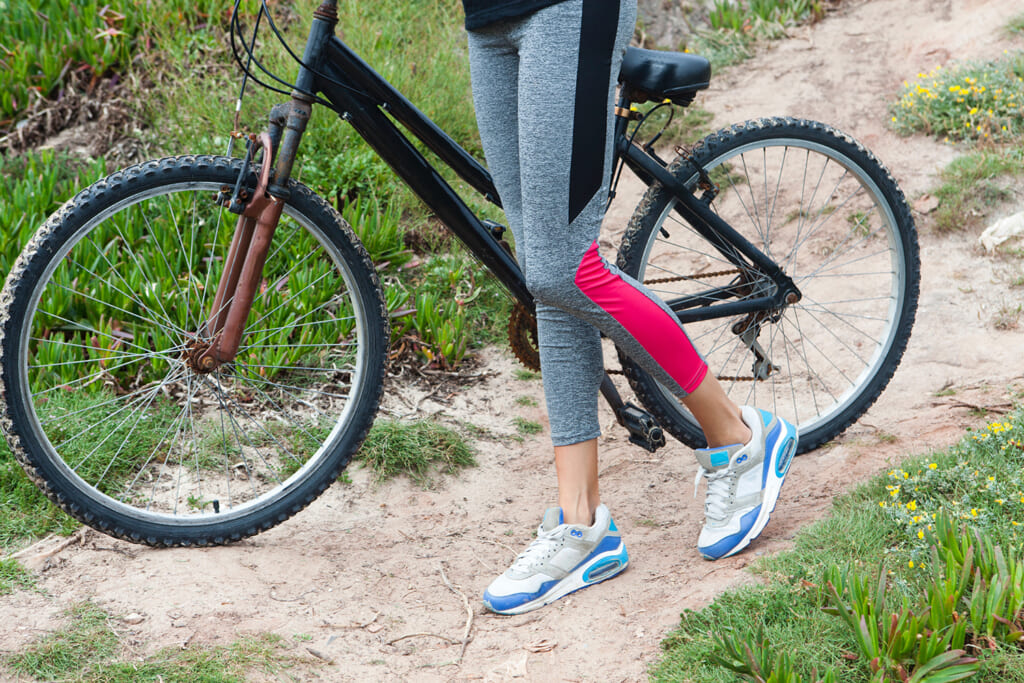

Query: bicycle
left=0, top=0, right=919, bottom=547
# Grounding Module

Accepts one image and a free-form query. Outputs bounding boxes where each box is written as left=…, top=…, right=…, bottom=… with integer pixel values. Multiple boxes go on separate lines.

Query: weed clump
left=891, top=52, right=1024, bottom=143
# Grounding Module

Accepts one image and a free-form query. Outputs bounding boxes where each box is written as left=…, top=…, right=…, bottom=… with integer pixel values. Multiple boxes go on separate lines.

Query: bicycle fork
left=187, top=99, right=312, bottom=374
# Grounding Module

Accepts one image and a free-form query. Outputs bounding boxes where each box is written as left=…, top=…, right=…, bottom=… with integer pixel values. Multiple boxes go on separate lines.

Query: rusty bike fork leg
left=192, top=97, right=313, bottom=373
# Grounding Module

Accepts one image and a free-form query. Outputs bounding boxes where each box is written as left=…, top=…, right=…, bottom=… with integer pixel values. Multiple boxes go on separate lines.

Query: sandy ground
left=3, top=0, right=1024, bottom=680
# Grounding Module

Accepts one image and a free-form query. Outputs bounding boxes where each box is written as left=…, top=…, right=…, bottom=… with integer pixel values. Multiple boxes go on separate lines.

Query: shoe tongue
left=695, top=444, right=743, bottom=471
left=539, top=507, right=564, bottom=532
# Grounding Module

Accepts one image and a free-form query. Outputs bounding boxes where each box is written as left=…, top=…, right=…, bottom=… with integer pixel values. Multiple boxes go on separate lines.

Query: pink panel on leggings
left=574, top=241, right=708, bottom=394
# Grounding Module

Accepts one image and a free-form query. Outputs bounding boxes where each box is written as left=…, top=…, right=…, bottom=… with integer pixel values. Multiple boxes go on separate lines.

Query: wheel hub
left=185, top=339, right=218, bottom=374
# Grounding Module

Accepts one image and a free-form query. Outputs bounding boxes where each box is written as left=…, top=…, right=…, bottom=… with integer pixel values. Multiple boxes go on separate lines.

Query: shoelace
left=694, top=467, right=735, bottom=522
left=509, top=526, right=564, bottom=573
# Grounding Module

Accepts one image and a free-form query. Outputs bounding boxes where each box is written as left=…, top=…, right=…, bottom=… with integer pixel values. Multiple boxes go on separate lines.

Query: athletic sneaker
left=694, top=406, right=799, bottom=560
left=482, top=503, right=628, bottom=615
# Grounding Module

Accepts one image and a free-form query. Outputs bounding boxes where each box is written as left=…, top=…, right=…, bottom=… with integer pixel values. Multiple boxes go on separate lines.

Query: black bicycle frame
left=304, top=27, right=798, bottom=325
left=315, top=38, right=531, bottom=306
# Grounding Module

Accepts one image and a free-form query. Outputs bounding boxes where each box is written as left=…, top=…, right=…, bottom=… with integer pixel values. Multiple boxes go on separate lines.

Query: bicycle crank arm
left=600, top=374, right=666, bottom=453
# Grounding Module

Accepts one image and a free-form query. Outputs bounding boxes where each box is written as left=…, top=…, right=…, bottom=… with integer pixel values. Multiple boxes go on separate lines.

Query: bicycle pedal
left=620, top=402, right=665, bottom=453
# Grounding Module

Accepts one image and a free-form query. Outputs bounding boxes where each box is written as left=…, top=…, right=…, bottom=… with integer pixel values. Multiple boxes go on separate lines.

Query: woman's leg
left=470, top=0, right=633, bottom=615
left=554, top=438, right=599, bottom=525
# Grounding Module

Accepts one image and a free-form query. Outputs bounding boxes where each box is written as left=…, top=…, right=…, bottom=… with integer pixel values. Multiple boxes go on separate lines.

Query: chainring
left=508, top=302, right=541, bottom=372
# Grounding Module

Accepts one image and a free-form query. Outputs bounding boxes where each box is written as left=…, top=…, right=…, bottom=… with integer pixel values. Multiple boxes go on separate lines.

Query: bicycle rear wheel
left=617, top=118, right=919, bottom=452
left=0, top=156, right=388, bottom=546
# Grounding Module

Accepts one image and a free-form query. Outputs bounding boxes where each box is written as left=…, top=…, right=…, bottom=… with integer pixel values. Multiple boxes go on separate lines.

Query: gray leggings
left=468, top=0, right=707, bottom=446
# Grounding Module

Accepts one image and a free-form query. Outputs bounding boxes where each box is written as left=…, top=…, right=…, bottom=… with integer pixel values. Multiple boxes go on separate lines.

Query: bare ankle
left=560, top=500, right=597, bottom=526
left=706, top=424, right=752, bottom=449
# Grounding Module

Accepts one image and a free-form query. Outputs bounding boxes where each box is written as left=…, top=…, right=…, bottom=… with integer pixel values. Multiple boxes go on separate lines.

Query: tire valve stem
left=212, top=500, right=220, bottom=514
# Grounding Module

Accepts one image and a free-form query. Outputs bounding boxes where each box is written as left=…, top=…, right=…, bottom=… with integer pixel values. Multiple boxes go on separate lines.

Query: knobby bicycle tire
left=617, top=118, right=920, bottom=452
left=0, top=155, right=389, bottom=546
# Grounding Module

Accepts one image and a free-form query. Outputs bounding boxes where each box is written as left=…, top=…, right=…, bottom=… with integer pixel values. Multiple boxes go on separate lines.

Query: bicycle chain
left=641, top=267, right=741, bottom=286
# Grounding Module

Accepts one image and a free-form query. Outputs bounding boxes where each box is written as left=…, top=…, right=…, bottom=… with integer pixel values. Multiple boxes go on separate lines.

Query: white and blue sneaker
left=483, top=503, right=628, bottom=615
left=694, top=406, right=798, bottom=560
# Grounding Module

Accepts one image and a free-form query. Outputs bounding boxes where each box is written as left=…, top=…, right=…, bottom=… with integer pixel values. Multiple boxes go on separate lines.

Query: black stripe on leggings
left=568, top=0, right=620, bottom=225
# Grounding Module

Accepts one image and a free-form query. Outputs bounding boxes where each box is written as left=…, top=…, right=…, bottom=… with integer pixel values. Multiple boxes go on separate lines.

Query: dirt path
left=4, top=1, right=1024, bottom=681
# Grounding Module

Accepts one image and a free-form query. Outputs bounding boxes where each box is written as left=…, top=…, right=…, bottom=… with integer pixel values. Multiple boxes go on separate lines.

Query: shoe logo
left=570, top=529, right=584, bottom=538
left=736, top=453, right=748, bottom=465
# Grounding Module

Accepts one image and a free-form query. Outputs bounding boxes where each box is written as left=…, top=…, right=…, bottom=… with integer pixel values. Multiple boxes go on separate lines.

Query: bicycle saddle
left=619, top=47, right=711, bottom=106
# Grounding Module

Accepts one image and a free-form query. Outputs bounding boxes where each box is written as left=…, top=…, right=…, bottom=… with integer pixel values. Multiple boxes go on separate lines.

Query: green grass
left=354, top=418, right=476, bottom=488
left=891, top=51, right=1024, bottom=143
left=0, top=1, right=135, bottom=122
left=0, top=0, right=227, bottom=125
left=3, top=602, right=309, bottom=682
left=513, top=417, right=543, bottom=436
left=0, top=441, right=80, bottom=554
left=654, top=409, right=1024, bottom=682
left=1009, top=13, right=1024, bottom=36
left=890, top=47, right=1024, bottom=234
left=686, top=0, right=825, bottom=69
left=0, top=557, right=35, bottom=595
left=931, top=148, right=1024, bottom=232
left=628, top=102, right=716, bottom=151
left=0, top=151, right=107, bottom=276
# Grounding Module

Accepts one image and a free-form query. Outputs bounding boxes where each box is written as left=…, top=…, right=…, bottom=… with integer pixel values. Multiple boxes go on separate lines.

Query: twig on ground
left=10, top=527, right=90, bottom=562
left=440, top=561, right=474, bottom=662
left=386, top=632, right=461, bottom=646
left=470, top=548, right=495, bottom=573
left=479, top=537, right=518, bottom=557
left=940, top=399, right=1013, bottom=415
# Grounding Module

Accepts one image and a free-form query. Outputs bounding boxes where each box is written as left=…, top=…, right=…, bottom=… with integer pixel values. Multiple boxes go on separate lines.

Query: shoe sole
left=484, top=541, right=629, bottom=616
left=718, top=418, right=799, bottom=559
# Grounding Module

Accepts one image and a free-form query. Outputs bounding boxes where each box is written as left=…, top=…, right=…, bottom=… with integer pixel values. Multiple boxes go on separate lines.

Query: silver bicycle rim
left=636, top=138, right=906, bottom=436
left=16, top=180, right=371, bottom=528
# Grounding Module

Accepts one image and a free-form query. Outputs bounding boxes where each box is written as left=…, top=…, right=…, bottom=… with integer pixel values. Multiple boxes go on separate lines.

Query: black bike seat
left=619, top=47, right=711, bottom=106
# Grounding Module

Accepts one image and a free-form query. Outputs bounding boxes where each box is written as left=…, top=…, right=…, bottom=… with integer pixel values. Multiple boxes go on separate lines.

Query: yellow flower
left=879, top=501, right=886, bottom=507
left=907, top=500, right=917, bottom=511
left=971, top=508, right=979, bottom=517
left=918, top=530, right=925, bottom=539
left=969, top=107, right=979, bottom=115
left=928, top=463, right=938, bottom=470
left=909, top=560, right=915, bottom=568
left=1014, top=521, right=1021, bottom=527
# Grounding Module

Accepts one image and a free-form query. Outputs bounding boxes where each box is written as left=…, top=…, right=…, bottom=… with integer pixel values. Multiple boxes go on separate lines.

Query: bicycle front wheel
left=617, top=118, right=919, bottom=452
left=0, top=156, right=389, bottom=546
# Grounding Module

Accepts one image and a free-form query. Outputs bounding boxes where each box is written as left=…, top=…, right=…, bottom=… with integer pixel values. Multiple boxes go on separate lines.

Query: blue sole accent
left=484, top=539, right=628, bottom=615
left=776, top=435, right=797, bottom=477
left=582, top=545, right=629, bottom=583
left=698, top=505, right=761, bottom=560
left=483, top=578, right=561, bottom=613
left=760, top=420, right=783, bottom=487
